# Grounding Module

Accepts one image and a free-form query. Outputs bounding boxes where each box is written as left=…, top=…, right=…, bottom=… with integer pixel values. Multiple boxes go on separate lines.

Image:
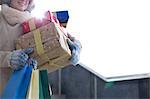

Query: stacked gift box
left=52, top=11, right=69, bottom=28
left=22, top=11, right=69, bottom=33
left=16, top=11, right=71, bottom=73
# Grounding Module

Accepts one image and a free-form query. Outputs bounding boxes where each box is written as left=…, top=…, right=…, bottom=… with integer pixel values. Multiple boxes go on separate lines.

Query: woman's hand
left=67, top=38, right=82, bottom=65
left=9, top=48, right=36, bottom=70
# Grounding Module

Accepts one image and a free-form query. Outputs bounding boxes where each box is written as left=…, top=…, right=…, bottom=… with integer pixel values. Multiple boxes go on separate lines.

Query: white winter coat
left=0, top=4, right=32, bottom=95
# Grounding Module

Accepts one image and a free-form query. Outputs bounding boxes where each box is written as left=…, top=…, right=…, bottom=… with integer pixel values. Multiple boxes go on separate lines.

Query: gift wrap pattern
left=16, top=20, right=71, bottom=73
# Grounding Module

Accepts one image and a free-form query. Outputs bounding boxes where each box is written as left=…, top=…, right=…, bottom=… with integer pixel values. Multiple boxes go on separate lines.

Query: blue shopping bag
left=1, top=64, right=32, bottom=99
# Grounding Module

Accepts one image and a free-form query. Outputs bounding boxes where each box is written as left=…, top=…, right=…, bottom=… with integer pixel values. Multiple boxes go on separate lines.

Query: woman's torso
left=0, top=11, right=25, bottom=95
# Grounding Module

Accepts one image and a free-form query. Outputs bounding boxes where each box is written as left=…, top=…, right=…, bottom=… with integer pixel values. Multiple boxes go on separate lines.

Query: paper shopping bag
left=26, top=69, right=39, bottom=99
left=1, top=64, right=32, bottom=99
left=40, top=70, right=51, bottom=99
left=39, top=70, right=44, bottom=99
left=26, top=69, right=51, bottom=99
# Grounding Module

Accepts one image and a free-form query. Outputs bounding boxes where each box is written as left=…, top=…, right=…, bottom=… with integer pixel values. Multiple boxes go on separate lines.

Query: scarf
left=1, top=4, right=32, bottom=25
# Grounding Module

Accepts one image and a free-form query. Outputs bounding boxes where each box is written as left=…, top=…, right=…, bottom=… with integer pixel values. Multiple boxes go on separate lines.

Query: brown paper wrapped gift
left=16, top=22, right=71, bottom=73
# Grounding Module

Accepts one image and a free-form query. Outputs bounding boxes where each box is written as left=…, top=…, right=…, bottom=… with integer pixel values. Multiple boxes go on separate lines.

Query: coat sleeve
left=0, top=51, right=11, bottom=68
